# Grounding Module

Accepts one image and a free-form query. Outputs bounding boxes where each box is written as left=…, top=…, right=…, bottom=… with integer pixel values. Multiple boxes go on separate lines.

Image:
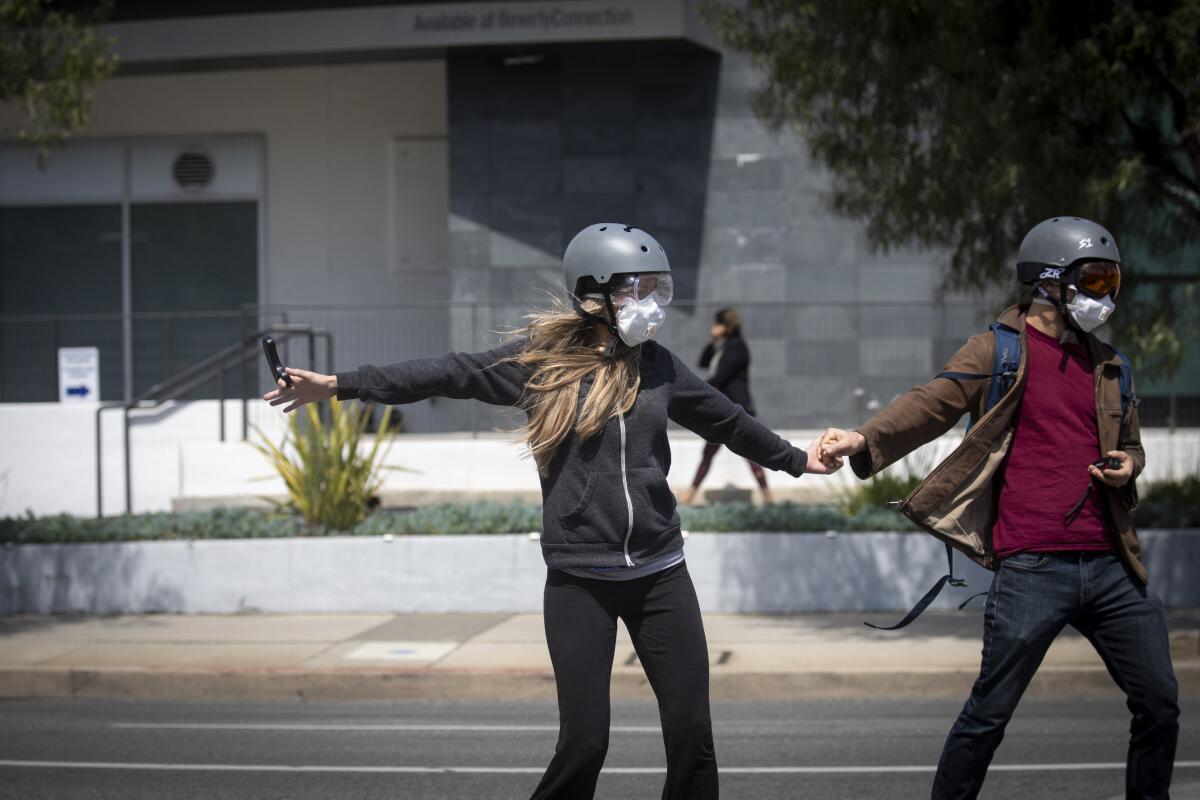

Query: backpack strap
left=864, top=542, right=967, bottom=630
left=984, top=323, right=1021, bottom=412
left=1113, top=350, right=1139, bottom=422
left=934, top=322, right=1021, bottom=427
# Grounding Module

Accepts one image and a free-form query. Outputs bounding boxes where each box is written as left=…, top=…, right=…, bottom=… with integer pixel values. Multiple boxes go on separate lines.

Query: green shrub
left=839, top=451, right=933, bottom=515
left=253, top=399, right=400, bottom=532
left=0, top=507, right=304, bottom=545
left=8, top=475, right=1198, bottom=546
left=356, top=501, right=543, bottom=536
left=1134, top=474, right=1200, bottom=528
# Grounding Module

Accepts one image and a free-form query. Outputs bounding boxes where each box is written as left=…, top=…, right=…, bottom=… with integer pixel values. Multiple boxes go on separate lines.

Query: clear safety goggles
left=609, top=272, right=674, bottom=306
left=1075, top=260, right=1121, bottom=299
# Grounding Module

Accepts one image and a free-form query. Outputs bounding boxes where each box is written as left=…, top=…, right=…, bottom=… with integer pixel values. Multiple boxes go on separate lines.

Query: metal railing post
left=162, top=316, right=172, bottom=386
left=241, top=308, right=252, bottom=441
left=95, top=405, right=104, bottom=518
left=123, top=406, right=132, bottom=515
left=470, top=302, right=478, bottom=438
left=51, top=320, right=60, bottom=389
left=281, top=311, right=289, bottom=368
left=218, top=357, right=226, bottom=443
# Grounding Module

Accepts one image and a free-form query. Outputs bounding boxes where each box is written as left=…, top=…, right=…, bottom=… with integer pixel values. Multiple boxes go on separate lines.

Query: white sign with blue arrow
left=58, top=347, right=100, bottom=403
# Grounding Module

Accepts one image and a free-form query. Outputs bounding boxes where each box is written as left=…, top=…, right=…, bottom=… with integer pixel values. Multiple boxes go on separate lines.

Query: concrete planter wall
left=2, top=530, right=1197, bottom=616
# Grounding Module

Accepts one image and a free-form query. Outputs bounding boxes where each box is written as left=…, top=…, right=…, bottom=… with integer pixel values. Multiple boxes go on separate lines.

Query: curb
left=2, top=664, right=1196, bottom=702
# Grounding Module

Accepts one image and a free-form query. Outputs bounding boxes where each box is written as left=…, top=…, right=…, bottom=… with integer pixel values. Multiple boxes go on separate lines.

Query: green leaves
left=704, top=0, right=1200, bottom=380
left=837, top=449, right=935, bottom=517
left=1, top=0, right=118, bottom=166
left=4, top=481, right=1197, bottom=543
left=1137, top=474, right=1200, bottom=527
left=0, top=507, right=302, bottom=544
left=252, top=400, right=397, bottom=532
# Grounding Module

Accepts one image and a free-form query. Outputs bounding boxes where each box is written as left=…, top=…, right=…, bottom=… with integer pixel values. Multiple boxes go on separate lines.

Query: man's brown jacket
left=849, top=304, right=1147, bottom=581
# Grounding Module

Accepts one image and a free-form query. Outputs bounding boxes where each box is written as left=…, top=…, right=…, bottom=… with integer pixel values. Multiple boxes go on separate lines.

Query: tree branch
left=1121, top=109, right=1200, bottom=197
left=1150, top=63, right=1200, bottom=189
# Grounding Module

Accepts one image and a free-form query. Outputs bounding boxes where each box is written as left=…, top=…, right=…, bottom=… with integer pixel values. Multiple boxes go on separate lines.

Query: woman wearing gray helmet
left=263, top=223, right=839, bottom=799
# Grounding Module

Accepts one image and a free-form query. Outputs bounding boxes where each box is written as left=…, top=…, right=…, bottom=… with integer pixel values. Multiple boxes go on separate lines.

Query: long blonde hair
left=505, top=297, right=640, bottom=474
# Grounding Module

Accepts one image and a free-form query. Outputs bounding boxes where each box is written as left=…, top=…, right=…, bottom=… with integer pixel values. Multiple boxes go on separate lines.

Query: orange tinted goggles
left=1077, top=261, right=1120, bottom=299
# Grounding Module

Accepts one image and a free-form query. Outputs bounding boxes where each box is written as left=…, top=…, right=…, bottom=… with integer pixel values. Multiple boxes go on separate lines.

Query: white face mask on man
left=1065, top=285, right=1116, bottom=332
left=1036, top=282, right=1116, bottom=333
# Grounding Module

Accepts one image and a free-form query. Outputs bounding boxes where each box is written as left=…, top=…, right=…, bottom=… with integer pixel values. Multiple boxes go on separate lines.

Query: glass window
left=0, top=205, right=122, bottom=401
left=130, top=202, right=259, bottom=397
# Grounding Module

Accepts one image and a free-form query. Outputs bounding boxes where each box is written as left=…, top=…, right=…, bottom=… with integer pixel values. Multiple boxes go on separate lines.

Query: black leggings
left=530, top=562, right=718, bottom=800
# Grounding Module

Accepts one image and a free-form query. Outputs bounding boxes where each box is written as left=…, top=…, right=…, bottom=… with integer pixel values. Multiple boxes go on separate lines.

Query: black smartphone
left=262, top=335, right=293, bottom=388
left=1092, top=456, right=1121, bottom=471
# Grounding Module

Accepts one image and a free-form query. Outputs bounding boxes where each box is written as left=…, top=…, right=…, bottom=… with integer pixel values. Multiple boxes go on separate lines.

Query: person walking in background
left=263, top=223, right=840, bottom=800
left=678, top=307, right=773, bottom=505
left=819, top=217, right=1179, bottom=800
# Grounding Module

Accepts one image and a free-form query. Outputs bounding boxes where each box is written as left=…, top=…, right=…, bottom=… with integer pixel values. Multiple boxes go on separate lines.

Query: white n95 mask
left=616, top=297, right=665, bottom=346
left=1066, top=286, right=1115, bottom=332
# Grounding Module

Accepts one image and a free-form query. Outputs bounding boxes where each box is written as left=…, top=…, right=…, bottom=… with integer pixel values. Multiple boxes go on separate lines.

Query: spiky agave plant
left=254, top=400, right=399, bottom=532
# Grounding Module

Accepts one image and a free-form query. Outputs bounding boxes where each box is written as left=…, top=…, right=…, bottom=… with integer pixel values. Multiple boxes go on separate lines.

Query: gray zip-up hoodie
left=335, top=338, right=808, bottom=570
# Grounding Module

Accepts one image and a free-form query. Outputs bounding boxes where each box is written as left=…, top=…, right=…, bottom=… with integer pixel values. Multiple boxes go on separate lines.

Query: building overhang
left=102, top=0, right=718, bottom=74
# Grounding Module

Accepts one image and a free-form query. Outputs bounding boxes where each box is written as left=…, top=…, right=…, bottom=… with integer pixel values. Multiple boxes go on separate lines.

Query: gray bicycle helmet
left=1016, top=216, right=1121, bottom=285
left=562, top=223, right=671, bottom=357
left=563, top=223, right=670, bottom=296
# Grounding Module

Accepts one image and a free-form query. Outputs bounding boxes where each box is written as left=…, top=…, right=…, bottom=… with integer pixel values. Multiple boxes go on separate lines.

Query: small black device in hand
left=262, top=335, right=293, bottom=388
left=1092, top=456, right=1121, bottom=471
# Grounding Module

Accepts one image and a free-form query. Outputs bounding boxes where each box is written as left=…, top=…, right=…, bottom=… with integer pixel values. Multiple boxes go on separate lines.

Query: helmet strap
left=1037, top=283, right=1082, bottom=342
left=1056, top=295, right=1076, bottom=343
left=571, top=293, right=622, bottom=359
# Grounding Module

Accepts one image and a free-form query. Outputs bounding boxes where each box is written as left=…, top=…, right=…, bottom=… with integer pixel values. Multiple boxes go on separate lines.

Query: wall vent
left=172, top=150, right=215, bottom=190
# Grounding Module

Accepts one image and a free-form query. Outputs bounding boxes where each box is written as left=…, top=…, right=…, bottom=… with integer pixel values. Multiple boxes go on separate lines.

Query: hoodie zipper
left=618, top=412, right=635, bottom=567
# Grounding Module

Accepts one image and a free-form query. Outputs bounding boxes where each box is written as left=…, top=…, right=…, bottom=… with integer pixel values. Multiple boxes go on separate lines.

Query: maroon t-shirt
left=992, top=324, right=1111, bottom=557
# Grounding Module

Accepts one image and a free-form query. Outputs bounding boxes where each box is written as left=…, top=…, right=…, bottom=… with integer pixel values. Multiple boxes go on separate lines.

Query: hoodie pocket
left=558, top=468, right=677, bottom=545
left=559, top=471, right=627, bottom=544
left=635, top=467, right=677, bottom=529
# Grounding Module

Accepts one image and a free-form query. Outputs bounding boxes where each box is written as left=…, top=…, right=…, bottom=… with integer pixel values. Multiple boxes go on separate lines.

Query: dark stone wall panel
left=563, top=121, right=634, bottom=155
left=449, top=41, right=717, bottom=305
left=490, top=194, right=562, bottom=230
left=564, top=157, right=635, bottom=195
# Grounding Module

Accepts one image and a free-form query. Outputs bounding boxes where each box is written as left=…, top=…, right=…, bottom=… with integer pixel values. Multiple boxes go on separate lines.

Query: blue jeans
left=933, top=551, right=1180, bottom=800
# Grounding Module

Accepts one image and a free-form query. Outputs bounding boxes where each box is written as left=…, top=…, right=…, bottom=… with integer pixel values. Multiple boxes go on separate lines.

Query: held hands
left=818, top=428, right=867, bottom=462
left=799, top=427, right=870, bottom=475
left=803, top=437, right=843, bottom=475
left=1089, top=450, right=1133, bottom=488
left=262, top=368, right=337, bottom=413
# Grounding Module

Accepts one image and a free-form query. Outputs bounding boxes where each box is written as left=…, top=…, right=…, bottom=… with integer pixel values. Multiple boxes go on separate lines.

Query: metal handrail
left=95, top=325, right=333, bottom=517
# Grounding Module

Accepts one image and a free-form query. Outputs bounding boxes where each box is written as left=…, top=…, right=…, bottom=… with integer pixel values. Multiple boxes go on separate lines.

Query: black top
left=335, top=338, right=806, bottom=570
left=699, top=335, right=756, bottom=415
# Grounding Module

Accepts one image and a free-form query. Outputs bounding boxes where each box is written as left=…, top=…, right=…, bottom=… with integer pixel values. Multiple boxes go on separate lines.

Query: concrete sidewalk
left=1, top=610, right=1197, bottom=702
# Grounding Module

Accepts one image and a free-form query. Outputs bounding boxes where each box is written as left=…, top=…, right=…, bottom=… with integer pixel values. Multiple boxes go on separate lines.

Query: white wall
left=1, top=401, right=1197, bottom=518
left=0, top=401, right=287, bottom=517
left=3, top=530, right=1195, bottom=615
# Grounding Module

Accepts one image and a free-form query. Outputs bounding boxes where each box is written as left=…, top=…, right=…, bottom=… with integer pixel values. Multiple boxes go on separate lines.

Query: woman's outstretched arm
left=263, top=338, right=529, bottom=413
left=664, top=347, right=840, bottom=475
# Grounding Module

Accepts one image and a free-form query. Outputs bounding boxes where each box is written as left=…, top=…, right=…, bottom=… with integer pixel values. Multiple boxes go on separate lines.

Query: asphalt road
left=0, top=697, right=1196, bottom=799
